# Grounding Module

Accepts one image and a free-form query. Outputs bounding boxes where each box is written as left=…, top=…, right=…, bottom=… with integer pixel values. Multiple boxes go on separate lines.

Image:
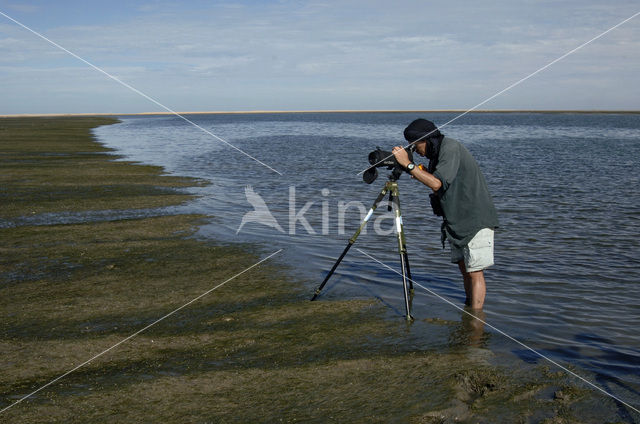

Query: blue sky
left=0, top=0, right=638, bottom=114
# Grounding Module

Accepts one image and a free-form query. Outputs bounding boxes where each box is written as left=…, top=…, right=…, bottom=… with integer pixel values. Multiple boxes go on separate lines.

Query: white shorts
left=450, top=228, right=494, bottom=272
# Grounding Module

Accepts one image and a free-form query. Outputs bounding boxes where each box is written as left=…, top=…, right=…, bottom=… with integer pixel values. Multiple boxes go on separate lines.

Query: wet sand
left=0, top=117, right=623, bottom=423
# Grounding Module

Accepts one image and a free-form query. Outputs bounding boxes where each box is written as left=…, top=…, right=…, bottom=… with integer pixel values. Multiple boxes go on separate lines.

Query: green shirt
left=432, top=137, right=499, bottom=248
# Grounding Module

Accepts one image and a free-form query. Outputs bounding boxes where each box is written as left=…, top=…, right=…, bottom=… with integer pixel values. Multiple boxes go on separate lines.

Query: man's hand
left=392, top=146, right=411, bottom=168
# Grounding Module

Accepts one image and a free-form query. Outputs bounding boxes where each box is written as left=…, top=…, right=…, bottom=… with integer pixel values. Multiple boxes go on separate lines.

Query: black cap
left=403, top=118, right=442, bottom=143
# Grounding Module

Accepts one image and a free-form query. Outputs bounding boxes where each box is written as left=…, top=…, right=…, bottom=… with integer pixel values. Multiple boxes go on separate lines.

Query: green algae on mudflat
left=0, top=117, right=199, bottom=218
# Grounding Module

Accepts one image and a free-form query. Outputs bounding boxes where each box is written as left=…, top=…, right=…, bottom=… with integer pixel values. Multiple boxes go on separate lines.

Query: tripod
left=310, top=176, right=414, bottom=321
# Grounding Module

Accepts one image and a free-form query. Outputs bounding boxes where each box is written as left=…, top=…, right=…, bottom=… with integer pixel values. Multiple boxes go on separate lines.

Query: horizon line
left=1, top=109, right=640, bottom=118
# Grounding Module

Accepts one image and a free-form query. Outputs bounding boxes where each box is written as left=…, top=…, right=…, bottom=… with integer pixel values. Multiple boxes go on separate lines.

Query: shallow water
left=93, top=112, right=640, bottom=415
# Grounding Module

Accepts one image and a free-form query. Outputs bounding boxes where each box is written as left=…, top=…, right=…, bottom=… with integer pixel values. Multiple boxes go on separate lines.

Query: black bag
left=429, top=193, right=444, bottom=217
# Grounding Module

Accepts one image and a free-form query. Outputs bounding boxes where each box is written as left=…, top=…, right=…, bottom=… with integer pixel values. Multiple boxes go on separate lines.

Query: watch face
left=408, top=163, right=415, bottom=170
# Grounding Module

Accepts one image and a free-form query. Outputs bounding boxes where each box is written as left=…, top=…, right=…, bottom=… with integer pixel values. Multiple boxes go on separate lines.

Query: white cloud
left=0, top=0, right=638, bottom=113
left=4, top=3, right=39, bottom=14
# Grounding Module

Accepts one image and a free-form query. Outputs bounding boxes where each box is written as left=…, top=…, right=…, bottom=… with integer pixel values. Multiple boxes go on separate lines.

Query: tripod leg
left=390, top=183, right=414, bottom=321
left=311, top=242, right=353, bottom=301
left=310, top=183, right=390, bottom=301
left=399, top=251, right=414, bottom=321
left=403, top=250, right=414, bottom=292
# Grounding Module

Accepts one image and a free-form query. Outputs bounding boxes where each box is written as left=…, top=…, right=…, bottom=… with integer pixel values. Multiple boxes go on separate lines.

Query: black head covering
left=403, top=118, right=444, bottom=164
left=403, top=118, right=441, bottom=143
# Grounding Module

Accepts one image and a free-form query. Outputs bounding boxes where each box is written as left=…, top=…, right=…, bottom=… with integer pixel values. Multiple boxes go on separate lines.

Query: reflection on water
left=93, top=112, right=640, bottom=414
left=457, top=309, right=489, bottom=349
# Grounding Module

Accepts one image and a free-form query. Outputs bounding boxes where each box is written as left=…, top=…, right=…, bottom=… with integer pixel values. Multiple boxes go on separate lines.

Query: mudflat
left=0, top=117, right=612, bottom=423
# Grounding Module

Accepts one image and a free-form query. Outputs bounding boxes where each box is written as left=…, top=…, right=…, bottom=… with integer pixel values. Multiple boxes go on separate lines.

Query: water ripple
left=94, top=112, right=640, bottom=407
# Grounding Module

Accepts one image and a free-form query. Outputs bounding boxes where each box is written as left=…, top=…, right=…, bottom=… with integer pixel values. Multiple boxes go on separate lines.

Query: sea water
left=94, top=112, right=640, bottom=414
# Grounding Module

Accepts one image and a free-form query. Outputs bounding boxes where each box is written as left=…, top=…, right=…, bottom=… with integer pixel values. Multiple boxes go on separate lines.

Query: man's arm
left=392, top=146, right=442, bottom=192
left=408, top=166, right=442, bottom=192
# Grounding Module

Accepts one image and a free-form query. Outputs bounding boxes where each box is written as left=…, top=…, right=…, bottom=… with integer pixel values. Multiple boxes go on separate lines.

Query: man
left=392, top=118, right=498, bottom=310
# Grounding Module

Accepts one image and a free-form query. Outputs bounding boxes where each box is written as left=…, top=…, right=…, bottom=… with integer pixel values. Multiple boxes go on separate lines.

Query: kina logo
left=236, top=185, right=285, bottom=234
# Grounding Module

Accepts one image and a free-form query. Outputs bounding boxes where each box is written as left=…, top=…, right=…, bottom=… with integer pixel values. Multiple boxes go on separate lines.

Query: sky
left=0, top=0, right=638, bottom=114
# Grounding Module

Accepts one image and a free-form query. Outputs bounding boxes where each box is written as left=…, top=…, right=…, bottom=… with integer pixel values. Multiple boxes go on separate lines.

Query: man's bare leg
left=457, top=260, right=486, bottom=310
left=468, top=270, right=486, bottom=310
left=458, top=261, right=472, bottom=305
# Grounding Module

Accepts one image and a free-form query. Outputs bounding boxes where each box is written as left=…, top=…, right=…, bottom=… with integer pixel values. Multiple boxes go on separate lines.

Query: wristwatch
left=406, top=162, right=416, bottom=171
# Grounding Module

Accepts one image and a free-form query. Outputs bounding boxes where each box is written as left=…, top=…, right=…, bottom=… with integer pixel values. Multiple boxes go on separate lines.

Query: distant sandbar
left=2, top=109, right=639, bottom=118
